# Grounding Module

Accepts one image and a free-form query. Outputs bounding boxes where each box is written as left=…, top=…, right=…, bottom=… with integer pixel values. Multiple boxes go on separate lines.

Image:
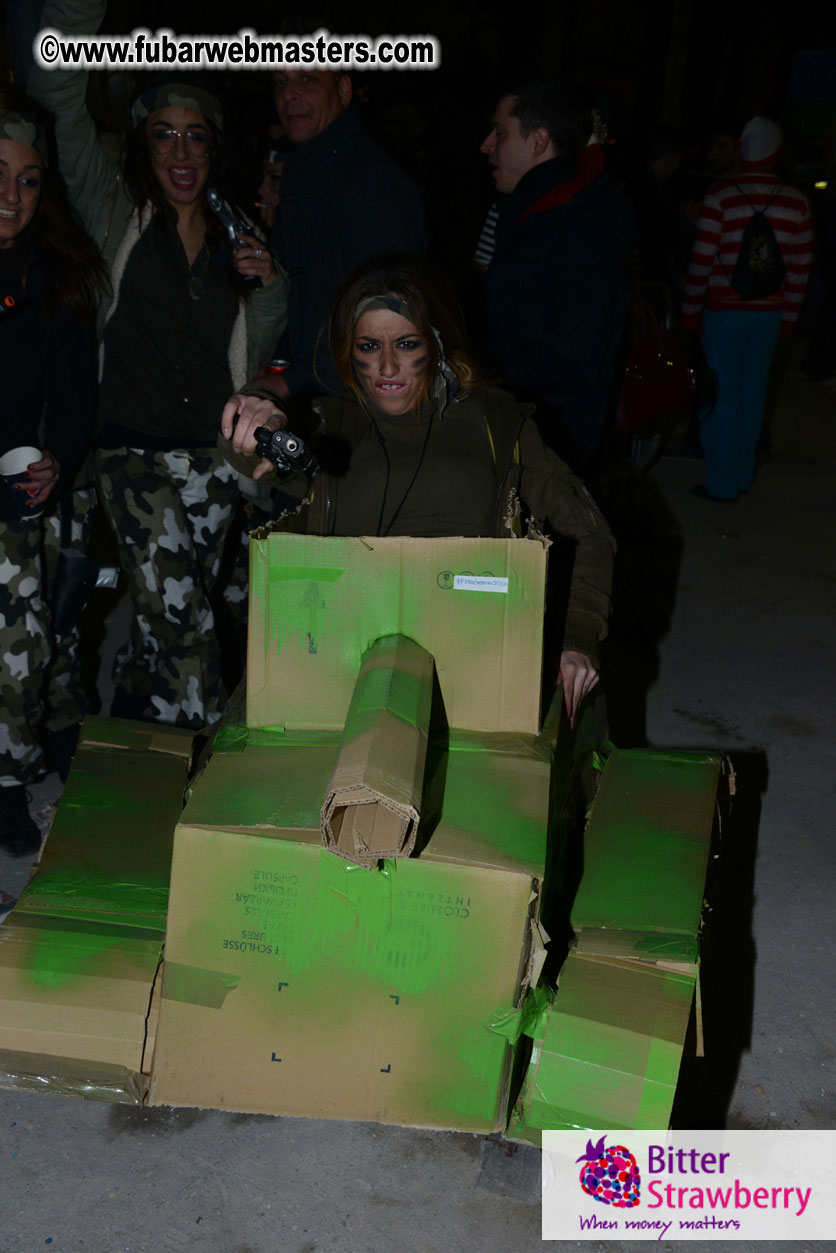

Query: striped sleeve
left=682, top=179, right=813, bottom=324
left=682, top=192, right=723, bottom=317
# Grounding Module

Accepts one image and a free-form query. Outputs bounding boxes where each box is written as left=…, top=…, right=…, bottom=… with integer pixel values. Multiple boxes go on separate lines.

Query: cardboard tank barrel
left=0, top=535, right=725, bottom=1135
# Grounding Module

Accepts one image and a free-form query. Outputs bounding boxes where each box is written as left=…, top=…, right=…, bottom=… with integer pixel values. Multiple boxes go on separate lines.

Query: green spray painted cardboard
left=0, top=718, right=192, bottom=1102
left=247, top=534, right=547, bottom=733
left=506, top=748, right=724, bottom=1144
left=150, top=717, right=555, bottom=1130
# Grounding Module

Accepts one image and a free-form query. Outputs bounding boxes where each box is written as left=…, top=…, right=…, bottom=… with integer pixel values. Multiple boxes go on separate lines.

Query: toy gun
left=254, top=427, right=319, bottom=480
left=206, top=187, right=262, bottom=290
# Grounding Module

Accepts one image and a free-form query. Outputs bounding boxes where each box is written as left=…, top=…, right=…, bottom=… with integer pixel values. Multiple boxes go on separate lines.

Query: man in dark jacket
left=268, top=71, right=426, bottom=400
left=480, top=82, right=634, bottom=479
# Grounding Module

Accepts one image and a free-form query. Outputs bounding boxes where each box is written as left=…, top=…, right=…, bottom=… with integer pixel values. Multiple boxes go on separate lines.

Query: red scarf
left=520, top=145, right=606, bottom=221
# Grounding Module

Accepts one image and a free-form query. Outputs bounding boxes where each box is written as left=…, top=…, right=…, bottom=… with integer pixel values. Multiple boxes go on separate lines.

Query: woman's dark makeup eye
left=355, top=339, right=379, bottom=352
left=397, top=339, right=421, bottom=350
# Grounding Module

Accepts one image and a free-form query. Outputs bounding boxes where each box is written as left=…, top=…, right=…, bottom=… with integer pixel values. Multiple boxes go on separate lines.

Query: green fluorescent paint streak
left=181, top=743, right=336, bottom=830
left=251, top=534, right=546, bottom=733
left=572, top=749, right=718, bottom=936
left=250, top=538, right=268, bottom=615
left=172, top=817, right=527, bottom=1129
left=513, top=958, right=694, bottom=1135
left=268, top=565, right=345, bottom=583
left=19, top=749, right=184, bottom=922
left=25, top=929, right=123, bottom=990
left=268, top=580, right=329, bottom=657
left=316, top=854, right=454, bottom=996
left=407, top=1012, right=508, bottom=1123
left=182, top=731, right=548, bottom=877
left=430, top=747, right=547, bottom=869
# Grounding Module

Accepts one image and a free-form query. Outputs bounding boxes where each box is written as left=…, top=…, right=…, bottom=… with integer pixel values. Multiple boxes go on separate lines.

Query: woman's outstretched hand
left=220, top=394, right=287, bottom=480
left=558, top=649, right=599, bottom=728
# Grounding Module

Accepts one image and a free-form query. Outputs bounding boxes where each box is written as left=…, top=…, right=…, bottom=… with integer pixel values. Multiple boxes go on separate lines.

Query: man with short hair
left=480, top=82, right=634, bottom=478
left=267, top=70, right=426, bottom=399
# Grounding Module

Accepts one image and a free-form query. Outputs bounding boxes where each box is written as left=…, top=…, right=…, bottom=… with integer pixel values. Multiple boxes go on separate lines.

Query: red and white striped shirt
left=682, top=173, right=812, bottom=327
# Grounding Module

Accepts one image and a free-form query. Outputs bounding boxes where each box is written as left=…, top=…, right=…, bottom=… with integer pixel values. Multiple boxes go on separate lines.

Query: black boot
left=0, top=786, right=43, bottom=858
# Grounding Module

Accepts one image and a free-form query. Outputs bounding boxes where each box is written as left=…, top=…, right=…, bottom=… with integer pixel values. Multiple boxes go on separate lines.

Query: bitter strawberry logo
left=577, top=1136, right=641, bottom=1208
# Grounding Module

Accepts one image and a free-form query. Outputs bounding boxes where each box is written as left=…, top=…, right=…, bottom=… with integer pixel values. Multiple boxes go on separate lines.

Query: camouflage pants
left=95, top=446, right=238, bottom=728
left=0, top=518, right=51, bottom=786
left=42, top=487, right=97, bottom=732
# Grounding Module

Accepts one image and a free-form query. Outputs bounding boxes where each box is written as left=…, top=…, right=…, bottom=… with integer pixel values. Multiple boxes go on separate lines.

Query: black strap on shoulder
left=730, top=181, right=784, bottom=216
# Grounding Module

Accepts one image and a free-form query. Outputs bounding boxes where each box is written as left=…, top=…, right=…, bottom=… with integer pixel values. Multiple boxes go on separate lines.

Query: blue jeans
left=699, top=309, right=782, bottom=499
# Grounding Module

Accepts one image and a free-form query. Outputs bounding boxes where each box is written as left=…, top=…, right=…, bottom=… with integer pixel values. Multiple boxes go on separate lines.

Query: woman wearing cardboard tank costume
left=221, top=254, right=613, bottom=726
left=30, top=0, right=288, bottom=729
left=0, top=100, right=107, bottom=855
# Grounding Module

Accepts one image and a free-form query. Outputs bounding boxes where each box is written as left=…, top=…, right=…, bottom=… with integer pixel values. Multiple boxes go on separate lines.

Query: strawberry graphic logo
left=577, top=1136, right=641, bottom=1207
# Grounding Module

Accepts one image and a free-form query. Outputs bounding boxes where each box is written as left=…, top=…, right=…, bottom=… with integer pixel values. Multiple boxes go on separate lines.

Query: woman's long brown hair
left=329, top=253, right=486, bottom=408
left=0, top=90, right=109, bottom=321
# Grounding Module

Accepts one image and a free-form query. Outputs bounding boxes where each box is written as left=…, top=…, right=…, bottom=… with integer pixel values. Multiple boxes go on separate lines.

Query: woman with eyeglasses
left=32, top=8, right=288, bottom=727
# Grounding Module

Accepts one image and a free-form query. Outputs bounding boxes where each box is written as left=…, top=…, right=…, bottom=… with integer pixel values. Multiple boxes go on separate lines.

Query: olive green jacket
left=223, top=386, right=614, bottom=664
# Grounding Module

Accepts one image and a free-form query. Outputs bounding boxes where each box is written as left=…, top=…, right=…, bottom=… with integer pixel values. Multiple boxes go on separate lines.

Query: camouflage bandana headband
left=352, top=294, right=459, bottom=409
left=0, top=110, right=48, bottom=160
left=353, top=294, right=416, bottom=324
left=131, top=84, right=223, bottom=132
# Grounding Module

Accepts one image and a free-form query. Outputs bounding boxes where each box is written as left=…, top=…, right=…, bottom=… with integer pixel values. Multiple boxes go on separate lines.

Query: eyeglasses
left=149, top=127, right=211, bottom=157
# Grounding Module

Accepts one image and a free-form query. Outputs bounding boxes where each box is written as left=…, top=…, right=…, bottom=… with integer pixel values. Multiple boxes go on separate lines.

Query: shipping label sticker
left=452, top=574, right=509, bottom=594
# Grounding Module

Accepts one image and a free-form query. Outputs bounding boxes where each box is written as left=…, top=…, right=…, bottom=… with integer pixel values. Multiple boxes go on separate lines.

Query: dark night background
left=3, top=0, right=836, bottom=279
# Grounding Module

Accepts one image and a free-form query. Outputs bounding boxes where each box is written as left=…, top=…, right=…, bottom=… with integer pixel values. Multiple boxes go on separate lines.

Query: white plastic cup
left=0, top=446, right=44, bottom=519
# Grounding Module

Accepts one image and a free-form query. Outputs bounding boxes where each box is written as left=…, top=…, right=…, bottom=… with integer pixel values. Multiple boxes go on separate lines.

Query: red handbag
left=616, top=307, right=695, bottom=433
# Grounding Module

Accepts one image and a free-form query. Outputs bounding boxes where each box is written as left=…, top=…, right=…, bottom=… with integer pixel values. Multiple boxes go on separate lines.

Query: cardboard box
left=246, top=534, right=547, bottom=734
left=15, top=715, right=193, bottom=932
left=506, top=747, right=723, bottom=1144
left=570, top=748, right=723, bottom=964
left=321, top=634, right=434, bottom=867
left=0, top=918, right=163, bottom=1103
left=505, top=951, right=697, bottom=1143
left=0, top=718, right=192, bottom=1103
left=150, top=727, right=554, bottom=1130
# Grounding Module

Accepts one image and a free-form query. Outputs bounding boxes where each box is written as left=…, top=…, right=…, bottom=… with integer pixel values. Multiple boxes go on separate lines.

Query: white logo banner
left=542, top=1130, right=836, bottom=1241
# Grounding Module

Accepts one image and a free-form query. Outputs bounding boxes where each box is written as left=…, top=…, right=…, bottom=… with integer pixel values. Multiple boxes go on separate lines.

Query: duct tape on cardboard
left=509, top=952, right=696, bottom=1137
left=0, top=1048, right=149, bottom=1103
left=161, top=961, right=241, bottom=1010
